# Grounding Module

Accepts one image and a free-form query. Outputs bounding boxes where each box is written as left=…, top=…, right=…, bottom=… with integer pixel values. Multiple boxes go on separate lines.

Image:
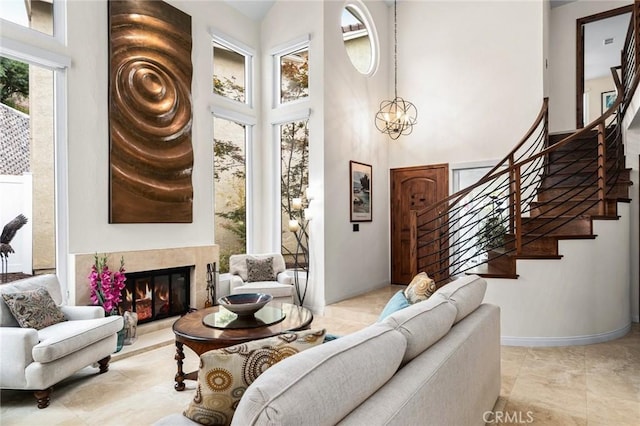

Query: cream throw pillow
left=184, top=328, right=326, bottom=425
left=403, top=272, right=437, bottom=304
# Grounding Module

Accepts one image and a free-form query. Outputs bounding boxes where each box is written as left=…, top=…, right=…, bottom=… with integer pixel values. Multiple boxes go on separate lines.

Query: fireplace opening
left=121, top=267, right=191, bottom=323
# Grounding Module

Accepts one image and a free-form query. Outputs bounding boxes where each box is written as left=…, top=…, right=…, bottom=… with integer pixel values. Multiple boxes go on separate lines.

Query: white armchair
left=229, top=253, right=294, bottom=304
left=0, top=274, right=123, bottom=408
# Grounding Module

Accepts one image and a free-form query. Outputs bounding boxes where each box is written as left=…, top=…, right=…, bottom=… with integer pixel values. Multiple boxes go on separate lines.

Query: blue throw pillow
left=323, top=333, right=341, bottom=343
left=377, top=290, right=410, bottom=322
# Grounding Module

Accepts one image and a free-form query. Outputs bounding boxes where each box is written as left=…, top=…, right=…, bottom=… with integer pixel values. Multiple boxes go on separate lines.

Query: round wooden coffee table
left=172, top=302, right=313, bottom=391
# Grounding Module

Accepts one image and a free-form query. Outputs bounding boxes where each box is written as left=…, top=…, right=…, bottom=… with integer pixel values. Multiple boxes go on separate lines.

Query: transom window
left=0, top=0, right=54, bottom=36
left=279, top=47, right=309, bottom=104
left=212, top=37, right=252, bottom=106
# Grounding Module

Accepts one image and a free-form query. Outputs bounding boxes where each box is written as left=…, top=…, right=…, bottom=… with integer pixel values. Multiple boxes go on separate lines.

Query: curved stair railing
left=411, top=3, right=639, bottom=286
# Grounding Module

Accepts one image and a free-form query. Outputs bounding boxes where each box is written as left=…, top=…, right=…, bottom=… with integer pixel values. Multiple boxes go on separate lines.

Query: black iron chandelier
left=375, top=0, right=417, bottom=140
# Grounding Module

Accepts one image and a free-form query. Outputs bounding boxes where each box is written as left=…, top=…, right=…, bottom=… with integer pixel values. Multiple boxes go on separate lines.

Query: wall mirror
left=576, top=5, right=632, bottom=128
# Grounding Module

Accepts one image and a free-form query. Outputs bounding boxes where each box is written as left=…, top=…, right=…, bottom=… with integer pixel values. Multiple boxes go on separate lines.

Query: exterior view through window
left=213, top=117, right=247, bottom=273
left=213, top=41, right=246, bottom=103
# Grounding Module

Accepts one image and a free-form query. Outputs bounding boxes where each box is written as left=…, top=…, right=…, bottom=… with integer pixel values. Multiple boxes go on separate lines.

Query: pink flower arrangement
left=88, top=254, right=126, bottom=316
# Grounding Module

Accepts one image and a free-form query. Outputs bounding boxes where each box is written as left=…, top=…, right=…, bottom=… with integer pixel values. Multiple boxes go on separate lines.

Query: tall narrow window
left=212, top=40, right=249, bottom=104
left=279, top=47, right=309, bottom=104
left=0, top=56, right=56, bottom=276
left=0, top=0, right=54, bottom=36
left=280, top=119, right=309, bottom=267
left=213, top=117, right=247, bottom=273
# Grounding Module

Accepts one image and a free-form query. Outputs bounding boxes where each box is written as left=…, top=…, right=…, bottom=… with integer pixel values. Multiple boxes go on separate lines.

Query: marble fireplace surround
left=70, top=245, right=219, bottom=309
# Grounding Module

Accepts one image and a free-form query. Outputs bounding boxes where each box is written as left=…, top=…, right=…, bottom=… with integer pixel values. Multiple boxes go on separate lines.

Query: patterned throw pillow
left=1, top=287, right=66, bottom=330
left=246, top=257, right=275, bottom=282
left=184, top=329, right=326, bottom=425
left=403, top=272, right=437, bottom=304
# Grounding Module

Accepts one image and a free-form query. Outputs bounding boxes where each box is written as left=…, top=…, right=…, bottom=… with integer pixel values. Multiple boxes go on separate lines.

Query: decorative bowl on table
left=217, top=293, right=273, bottom=317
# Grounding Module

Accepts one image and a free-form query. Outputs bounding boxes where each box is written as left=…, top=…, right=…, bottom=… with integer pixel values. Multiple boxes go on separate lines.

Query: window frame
left=0, top=24, right=70, bottom=300
left=210, top=30, right=255, bottom=109
left=272, top=109, right=311, bottom=250
left=211, top=107, right=256, bottom=254
left=271, top=35, right=310, bottom=109
left=341, top=1, right=380, bottom=77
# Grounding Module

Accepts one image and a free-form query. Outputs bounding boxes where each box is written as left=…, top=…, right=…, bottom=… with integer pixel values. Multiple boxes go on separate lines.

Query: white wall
left=485, top=205, right=632, bottom=345
left=548, top=0, right=631, bottom=132
left=63, top=0, right=259, bottom=256
left=321, top=0, right=391, bottom=305
left=388, top=0, right=544, bottom=169
left=622, top=84, right=640, bottom=323
left=260, top=0, right=392, bottom=308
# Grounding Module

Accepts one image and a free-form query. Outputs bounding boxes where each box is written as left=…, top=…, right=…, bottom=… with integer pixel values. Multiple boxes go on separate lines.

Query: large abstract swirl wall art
left=108, top=0, right=193, bottom=223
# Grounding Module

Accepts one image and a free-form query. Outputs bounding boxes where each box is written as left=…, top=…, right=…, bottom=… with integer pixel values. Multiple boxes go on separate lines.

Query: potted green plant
left=478, top=195, right=506, bottom=252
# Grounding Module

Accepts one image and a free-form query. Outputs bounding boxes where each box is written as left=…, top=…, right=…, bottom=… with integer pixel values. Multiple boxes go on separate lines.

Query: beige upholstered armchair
left=0, top=274, right=123, bottom=408
left=229, top=253, right=294, bottom=304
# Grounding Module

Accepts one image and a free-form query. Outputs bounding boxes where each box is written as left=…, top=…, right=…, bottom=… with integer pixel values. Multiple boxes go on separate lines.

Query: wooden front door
left=390, top=164, right=448, bottom=284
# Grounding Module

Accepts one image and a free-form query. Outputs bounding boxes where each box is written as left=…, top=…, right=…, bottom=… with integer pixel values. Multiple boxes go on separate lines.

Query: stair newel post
left=513, top=165, right=523, bottom=256
left=543, top=98, right=550, bottom=148
left=508, top=154, right=515, bottom=234
left=597, top=122, right=607, bottom=215
left=409, top=210, right=418, bottom=277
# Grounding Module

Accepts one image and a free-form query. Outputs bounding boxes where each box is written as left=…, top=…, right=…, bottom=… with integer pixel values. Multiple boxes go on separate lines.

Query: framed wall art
left=601, top=90, right=616, bottom=114
left=350, top=161, right=372, bottom=222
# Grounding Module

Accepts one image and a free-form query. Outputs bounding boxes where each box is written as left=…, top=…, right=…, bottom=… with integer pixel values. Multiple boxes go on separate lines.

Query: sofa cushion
left=382, top=296, right=457, bottom=364
left=0, top=274, right=62, bottom=327
left=1, top=287, right=67, bottom=330
left=377, top=290, right=410, bottom=322
left=403, top=272, right=437, bottom=304
left=33, top=315, right=123, bottom=363
left=184, top=329, right=326, bottom=425
left=231, top=324, right=407, bottom=426
left=231, top=282, right=293, bottom=298
left=246, top=257, right=275, bottom=282
left=432, top=275, right=487, bottom=324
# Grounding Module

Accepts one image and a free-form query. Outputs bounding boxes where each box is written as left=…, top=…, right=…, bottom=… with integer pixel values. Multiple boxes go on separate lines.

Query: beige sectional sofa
left=158, top=274, right=500, bottom=425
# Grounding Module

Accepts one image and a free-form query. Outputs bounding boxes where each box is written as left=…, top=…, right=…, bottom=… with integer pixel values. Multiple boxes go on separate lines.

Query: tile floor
left=1, top=284, right=638, bottom=425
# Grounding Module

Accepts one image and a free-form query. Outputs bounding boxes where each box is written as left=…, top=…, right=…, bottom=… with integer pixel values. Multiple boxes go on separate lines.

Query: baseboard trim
left=633, top=315, right=639, bottom=323
left=501, top=322, right=632, bottom=347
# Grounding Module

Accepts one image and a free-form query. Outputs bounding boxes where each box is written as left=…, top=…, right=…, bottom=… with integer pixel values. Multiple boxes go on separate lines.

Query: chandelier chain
left=394, top=0, right=398, bottom=99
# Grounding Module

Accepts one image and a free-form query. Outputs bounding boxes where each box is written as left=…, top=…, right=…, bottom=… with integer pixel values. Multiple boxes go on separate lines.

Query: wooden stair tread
left=523, top=233, right=597, bottom=239
left=590, top=215, right=622, bottom=220
left=489, top=248, right=563, bottom=260
left=465, top=264, right=518, bottom=279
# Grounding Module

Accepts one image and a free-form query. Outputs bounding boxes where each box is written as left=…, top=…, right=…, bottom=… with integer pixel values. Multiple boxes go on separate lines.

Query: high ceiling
left=223, top=0, right=628, bottom=81
left=224, top=0, right=275, bottom=21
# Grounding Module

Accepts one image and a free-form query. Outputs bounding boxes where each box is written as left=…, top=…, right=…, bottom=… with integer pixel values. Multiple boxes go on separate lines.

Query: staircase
left=409, top=1, right=640, bottom=286
left=466, top=129, right=632, bottom=280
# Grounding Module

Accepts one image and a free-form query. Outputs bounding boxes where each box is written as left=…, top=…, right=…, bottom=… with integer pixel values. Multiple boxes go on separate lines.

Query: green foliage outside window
left=0, top=57, right=29, bottom=113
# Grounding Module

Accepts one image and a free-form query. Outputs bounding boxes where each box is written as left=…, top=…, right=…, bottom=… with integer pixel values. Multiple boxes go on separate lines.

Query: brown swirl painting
left=109, top=0, right=193, bottom=223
